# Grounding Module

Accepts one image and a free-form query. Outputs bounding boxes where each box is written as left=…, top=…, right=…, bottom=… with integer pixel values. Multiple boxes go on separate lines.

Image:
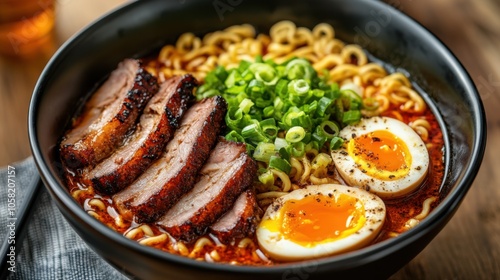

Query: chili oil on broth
left=64, top=21, right=445, bottom=265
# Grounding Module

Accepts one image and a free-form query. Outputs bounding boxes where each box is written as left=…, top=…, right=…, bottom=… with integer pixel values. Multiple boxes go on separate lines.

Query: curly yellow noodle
left=269, top=20, right=296, bottom=43
left=313, top=38, right=345, bottom=56
left=309, top=174, right=336, bottom=185
left=182, top=45, right=222, bottom=62
left=352, top=76, right=363, bottom=88
left=402, top=99, right=415, bottom=111
left=389, top=111, right=404, bottom=122
left=378, top=72, right=411, bottom=88
left=125, top=225, right=155, bottom=239
left=313, top=54, right=343, bottom=72
left=158, top=45, right=176, bottom=61
left=71, top=189, right=86, bottom=200
left=172, top=56, right=182, bottom=70
left=223, top=24, right=255, bottom=38
left=176, top=33, right=201, bottom=53
left=87, top=210, right=99, bottom=220
left=329, top=64, right=359, bottom=82
left=293, top=27, right=314, bottom=46
left=358, top=63, right=387, bottom=84
left=411, top=119, right=431, bottom=130
left=196, top=55, right=218, bottom=72
left=210, top=250, right=221, bottom=262
left=414, top=196, right=437, bottom=220
left=312, top=23, right=335, bottom=40
left=185, top=56, right=207, bottom=71
left=403, top=196, right=438, bottom=230
left=88, top=198, right=105, bottom=211
left=270, top=168, right=292, bottom=192
left=300, top=156, right=312, bottom=184
left=266, top=42, right=295, bottom=56
left=176, top=242, right=189, bottom=256
left=139, top=234, right=167, bottom=246
left=256, top=191, right=288, bottom=200
left=413, top=127, right=429, bottom=141
left=290, top=46, right=315, bottom=59
left=398, top=86, right=426, bottom=112
left=371, top=95, right=391, bottom=115
left=189, top=237, right=213, bottom=258
left=378, top=78, right=403, bottom=96
left=203, top=31, right=243, bottom=47
left=305, top=148, right=319, bottom=158
left=290, top=157, right=304, bottom=182
left=238, top=238, right=254, bottom=248
left=403, top=219, right=420, bottom=230
left=363, top=85, right=378, bottom=98
left=411, top=119, right=431, bottom=141
left=340, top=44, right=368, bottom=65
left=389, top=91, right=411, bottom=104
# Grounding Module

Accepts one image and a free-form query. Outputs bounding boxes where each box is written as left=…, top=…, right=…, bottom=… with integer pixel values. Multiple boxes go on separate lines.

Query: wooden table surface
left=0, top=0, right=498, bottom=279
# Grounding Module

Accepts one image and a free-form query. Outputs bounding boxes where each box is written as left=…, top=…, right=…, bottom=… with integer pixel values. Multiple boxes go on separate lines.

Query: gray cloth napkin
left=0, top=157, right=127, bottom=279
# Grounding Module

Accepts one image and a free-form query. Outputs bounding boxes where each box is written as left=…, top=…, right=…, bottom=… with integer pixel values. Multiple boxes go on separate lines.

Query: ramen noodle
left=66, top=21, right=445, bottom=265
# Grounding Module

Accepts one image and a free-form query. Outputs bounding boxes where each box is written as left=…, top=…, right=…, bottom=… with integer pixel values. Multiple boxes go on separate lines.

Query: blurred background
left=0, top=0, right=498, bottom=279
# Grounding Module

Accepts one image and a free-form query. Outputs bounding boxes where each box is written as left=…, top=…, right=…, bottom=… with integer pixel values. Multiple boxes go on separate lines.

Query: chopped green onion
left=342, top=110, right=362, bottom=125
left=269, top=156, right=292, bottom=174
left=275, top=79, right=288, bottom=98
left=285, top=58, right=314, bottom=81
left=241, top=123, right=269, bottom=144
left=316, top=97, right=333, bottom=117
left=239, top=98, right=254, bottom=114
left=225, top=130, right=245, bottom=143
left=260, top=118, right=278, bottom=139
left=225, top=107, right=243, bottom=131
left=288, top=79, right=310, bottom=95
left=274, top=137, right=288, bottom=151
left=253, top=142, right=276, bottom=162
left=285, top=126, right=306, bottom=143
left=330, top=136, right=344, bottom=150
left=311, top=153, right=332, bottom=170
left=258, top=169, right=274, bottom=186
left=198, top=57, right=362, bottom=174
left=278, top=147, right=291, bottom=162
left=317, top=120, right=340, bottom=139
left=263, top=106, right=275, bottom=118
left=249, top=63, right=279, bottom=86
left=291, top=142, right=305, bottom=157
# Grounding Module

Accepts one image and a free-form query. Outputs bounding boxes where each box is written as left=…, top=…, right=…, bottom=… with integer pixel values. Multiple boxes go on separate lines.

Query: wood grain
left=0, top=0, right=498, bottom=279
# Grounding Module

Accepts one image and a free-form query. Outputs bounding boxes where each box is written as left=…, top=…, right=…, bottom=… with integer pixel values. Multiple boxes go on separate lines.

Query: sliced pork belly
left=60, top=59, right=159, bottom=170
left=113, top=96, right=227, bottom=223
left=210, top=189, right=259, bottom=243
left=86, top=75, right=197, bottom=195
left=157, top=140, right=257, bottom=242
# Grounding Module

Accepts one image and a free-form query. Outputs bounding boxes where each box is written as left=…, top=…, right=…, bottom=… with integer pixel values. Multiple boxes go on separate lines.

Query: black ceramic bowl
left=28, top=0, right=486, bottom=279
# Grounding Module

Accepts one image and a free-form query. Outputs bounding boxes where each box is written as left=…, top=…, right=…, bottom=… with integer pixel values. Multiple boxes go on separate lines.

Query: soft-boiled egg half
left=256, top=184, right=385, bottom=261
left=331, top=116, right=429, bottom=198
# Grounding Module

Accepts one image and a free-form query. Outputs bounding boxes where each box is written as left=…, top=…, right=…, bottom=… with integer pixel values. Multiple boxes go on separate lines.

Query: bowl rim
left=28, top=0, right=487, bottom=274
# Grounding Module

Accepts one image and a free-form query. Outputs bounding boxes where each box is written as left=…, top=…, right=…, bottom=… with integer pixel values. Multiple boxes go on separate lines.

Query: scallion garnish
left=196, top=57, right=363, bottom=174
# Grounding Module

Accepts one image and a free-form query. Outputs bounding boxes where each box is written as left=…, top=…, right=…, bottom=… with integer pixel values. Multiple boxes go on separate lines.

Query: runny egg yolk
left=266, top=193, right=366, bottom=246
left=348, top=130, right=412, bottom=180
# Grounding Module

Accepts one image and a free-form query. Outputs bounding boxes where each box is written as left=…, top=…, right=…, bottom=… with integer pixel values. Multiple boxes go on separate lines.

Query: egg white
left=331, top=116, right=429, bottom=198
left=256, top=184, right=386, bottom=261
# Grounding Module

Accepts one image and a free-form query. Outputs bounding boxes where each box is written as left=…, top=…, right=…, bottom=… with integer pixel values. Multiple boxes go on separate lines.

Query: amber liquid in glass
left=0, top=0, right=55, bottom=56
